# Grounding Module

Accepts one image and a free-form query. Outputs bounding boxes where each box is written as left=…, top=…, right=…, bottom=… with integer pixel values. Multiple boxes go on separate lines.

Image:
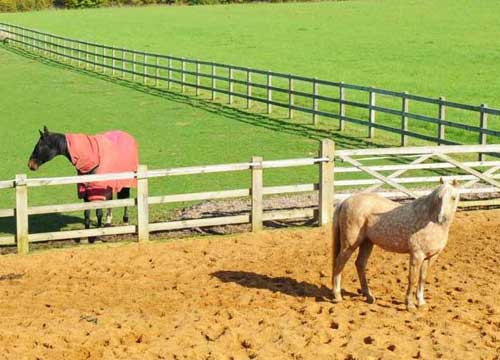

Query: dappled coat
left=66, top=131, right=138, bottom=201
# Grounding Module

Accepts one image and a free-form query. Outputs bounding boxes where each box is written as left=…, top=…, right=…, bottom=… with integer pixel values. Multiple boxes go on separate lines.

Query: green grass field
left=1, top=0, right=499, bottom=235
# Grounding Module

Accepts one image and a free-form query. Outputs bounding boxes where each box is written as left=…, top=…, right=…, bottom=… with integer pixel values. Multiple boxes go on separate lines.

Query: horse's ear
left=39, top=129, right=43, bottom=137
left=43, top=126, right=49, bottom=135
left=452, top=179, right=460, bottom=187
left=439, top=177, right=444, bottom=184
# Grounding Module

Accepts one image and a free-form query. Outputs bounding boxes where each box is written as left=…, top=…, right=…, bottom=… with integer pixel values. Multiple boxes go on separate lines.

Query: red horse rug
left=66, top=131, right=139, bottom=201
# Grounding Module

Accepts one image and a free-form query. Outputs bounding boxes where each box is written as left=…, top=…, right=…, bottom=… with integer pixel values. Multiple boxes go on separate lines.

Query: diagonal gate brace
left=366, top=153, right=434, bottom=192
left=340, top=154, right=417, bottom=199
left=463, top=166, right=500, bottom=188
left=436, top=153, right=500, bottom=189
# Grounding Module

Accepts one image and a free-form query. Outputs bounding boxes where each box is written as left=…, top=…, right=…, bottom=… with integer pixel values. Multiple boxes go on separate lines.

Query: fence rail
left=1, top=23, right=499, bottom=149
left=1, top=141, right=500, bottom=254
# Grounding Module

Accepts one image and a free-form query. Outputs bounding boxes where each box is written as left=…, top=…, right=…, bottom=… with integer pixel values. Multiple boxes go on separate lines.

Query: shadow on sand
left=212, top=270, right=359, bottom=302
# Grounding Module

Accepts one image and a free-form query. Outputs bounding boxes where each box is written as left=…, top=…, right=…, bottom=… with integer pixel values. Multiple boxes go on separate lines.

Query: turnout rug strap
left=66, top=131, right=138, bottom=201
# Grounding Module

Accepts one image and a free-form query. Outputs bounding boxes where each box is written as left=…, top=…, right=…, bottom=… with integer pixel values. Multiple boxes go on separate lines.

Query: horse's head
left=435, top=178, right=460, bottom=224
left=28, top=126, right=60, bottom=171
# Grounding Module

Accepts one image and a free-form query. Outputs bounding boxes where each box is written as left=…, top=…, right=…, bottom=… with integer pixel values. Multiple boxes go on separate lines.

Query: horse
left=28, top=126, right=138, bottom=242
left=332, top=179, right=460, bottom=310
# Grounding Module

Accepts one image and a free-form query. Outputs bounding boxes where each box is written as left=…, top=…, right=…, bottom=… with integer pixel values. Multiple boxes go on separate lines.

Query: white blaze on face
left=437, top=183, right=460, bottom=224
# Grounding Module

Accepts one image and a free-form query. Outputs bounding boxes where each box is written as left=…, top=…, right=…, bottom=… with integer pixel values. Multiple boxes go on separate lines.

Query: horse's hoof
left=417, top=302, right=428, bottom=310
left=332, top=295, right=343, bottom=304
left=406, top=303, right=417, bottom=312
left=88, top=237, right=96, bottom=244
left=366, top=295, right=376, bottom=304
left=74, top=238, right=81, bottom=244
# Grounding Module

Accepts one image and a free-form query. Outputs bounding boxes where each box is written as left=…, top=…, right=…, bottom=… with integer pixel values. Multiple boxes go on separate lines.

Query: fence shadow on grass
left=0, top=213, right=84, bottom=236
left=3, top=45, right=383, bottom=151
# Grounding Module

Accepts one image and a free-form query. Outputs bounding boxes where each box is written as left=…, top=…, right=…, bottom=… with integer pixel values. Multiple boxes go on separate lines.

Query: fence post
left=181, top=58, right=186, bottom=93
left=479, top=104, right=488, bottom=161
left=401, top=91, right=409, bottom=146
left=49, top=35, right=53, bottom=58
left=133, top=52, right=137, bottom=81
left=319, top=140, right=335, bottom=226
left=368, top=87, right=376, bottom=139
left=103, top=46, right=106, bottom=74
left=78, top=42, right=82, bottom=68
left=196, top=61, right=200, bottom=96
left=246, top=70, right=252, bottom=109
left=156, top=56, right=160, bottom=87
left=137, top=165, right=149, bottom=242
left=267, top=71, right=272, bottom=114
left=168, top=57, right=173, bottom=90
left=86, top=42, right=89, bottom=69
left=288, top=75, right=294, bottom=119
left=94, top=45, right=98, bottom=72
left=251, top=156, right=263, bottom=232
left=438, top=96, right=446, bottom=145
left=112, top=46, right=116, bottom=76
left=229, top=67, right=234, bottom=104
left=64, top=39, right=67, bottom=62
left=15, top=174, right=29, bottom=255
left=143, top=53, right=148, bottom=85
left=121, top=49, right=126, bottom=78
left=313, top=78, right=319, bottom=125
left=211, top=64, right=216, bottom=100
left=339, top=81, right=345, bottom=131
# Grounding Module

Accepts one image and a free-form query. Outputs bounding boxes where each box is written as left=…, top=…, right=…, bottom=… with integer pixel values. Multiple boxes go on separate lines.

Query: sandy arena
left=0, top=209, right=499, bottom=359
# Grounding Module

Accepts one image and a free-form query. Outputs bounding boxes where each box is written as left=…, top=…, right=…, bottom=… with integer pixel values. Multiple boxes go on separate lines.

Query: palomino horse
left=332, top=180, right=460, bottom=310
left=28, top=126, right=138, bottom=242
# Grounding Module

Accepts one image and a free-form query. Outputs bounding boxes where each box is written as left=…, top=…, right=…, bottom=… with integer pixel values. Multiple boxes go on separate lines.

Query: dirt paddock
left=0, top=209, right=499, bottom=359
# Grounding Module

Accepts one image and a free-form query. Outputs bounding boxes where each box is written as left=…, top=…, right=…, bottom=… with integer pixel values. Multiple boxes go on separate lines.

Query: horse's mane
left=400, top=184, right=445, bottom=222
left=45, top=132, right=71, bottom=160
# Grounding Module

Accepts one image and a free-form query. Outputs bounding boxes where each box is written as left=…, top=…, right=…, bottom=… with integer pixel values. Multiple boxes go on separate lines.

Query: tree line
left=1, top=0, right=313, bottom=12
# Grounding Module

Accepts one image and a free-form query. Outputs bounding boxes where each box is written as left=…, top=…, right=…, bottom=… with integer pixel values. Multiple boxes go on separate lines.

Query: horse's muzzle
left=28, top=159, right=39, bottom=171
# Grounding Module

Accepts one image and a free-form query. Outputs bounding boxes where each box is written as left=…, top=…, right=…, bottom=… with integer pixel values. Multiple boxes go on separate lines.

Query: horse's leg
left=89, top=207, right=103, bottom=244
left=332, top=246, right=357, bottom=302
left=406, top=252, right=425, bottom=310
left=355, top=240, right=375, bottom=304
left=118, top=188, right=130, bottom=224
left=78, top=196, right=90, bottom=244
left=96, top=208, right=103, bottom=228
left=105, top=208, right=113, bottom=227
left=123, top=207, right=129, bottom=225
left=417, top=253, right=439, bottom=307
left=104, top=192, right=113, bottom=227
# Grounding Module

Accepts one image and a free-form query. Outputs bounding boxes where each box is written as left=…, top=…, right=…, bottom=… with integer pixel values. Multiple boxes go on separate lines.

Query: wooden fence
left=1, top=23, right=500, bottom=151
left=1, top=141, right=500, bottom=255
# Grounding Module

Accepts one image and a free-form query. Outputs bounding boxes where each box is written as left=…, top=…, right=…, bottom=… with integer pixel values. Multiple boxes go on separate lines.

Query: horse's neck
left=52, top=133, right=71, bottom=162
left=402, top=192, right=439, bottom=226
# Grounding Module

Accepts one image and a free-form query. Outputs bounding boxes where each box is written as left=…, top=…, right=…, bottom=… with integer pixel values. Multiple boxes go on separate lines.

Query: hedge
left=1, top=0, right=317, bottom=11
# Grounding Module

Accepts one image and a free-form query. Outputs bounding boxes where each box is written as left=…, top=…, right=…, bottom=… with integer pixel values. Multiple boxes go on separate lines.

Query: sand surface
left=0, top=209, right=499, bottom=359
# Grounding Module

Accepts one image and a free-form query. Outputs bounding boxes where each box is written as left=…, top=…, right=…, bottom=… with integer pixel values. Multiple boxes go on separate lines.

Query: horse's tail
left=332, top=200, right=343, bottom=287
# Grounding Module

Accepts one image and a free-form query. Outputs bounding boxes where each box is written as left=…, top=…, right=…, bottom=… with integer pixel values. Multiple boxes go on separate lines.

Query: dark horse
left=28, top=126, right=138, bottom=242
